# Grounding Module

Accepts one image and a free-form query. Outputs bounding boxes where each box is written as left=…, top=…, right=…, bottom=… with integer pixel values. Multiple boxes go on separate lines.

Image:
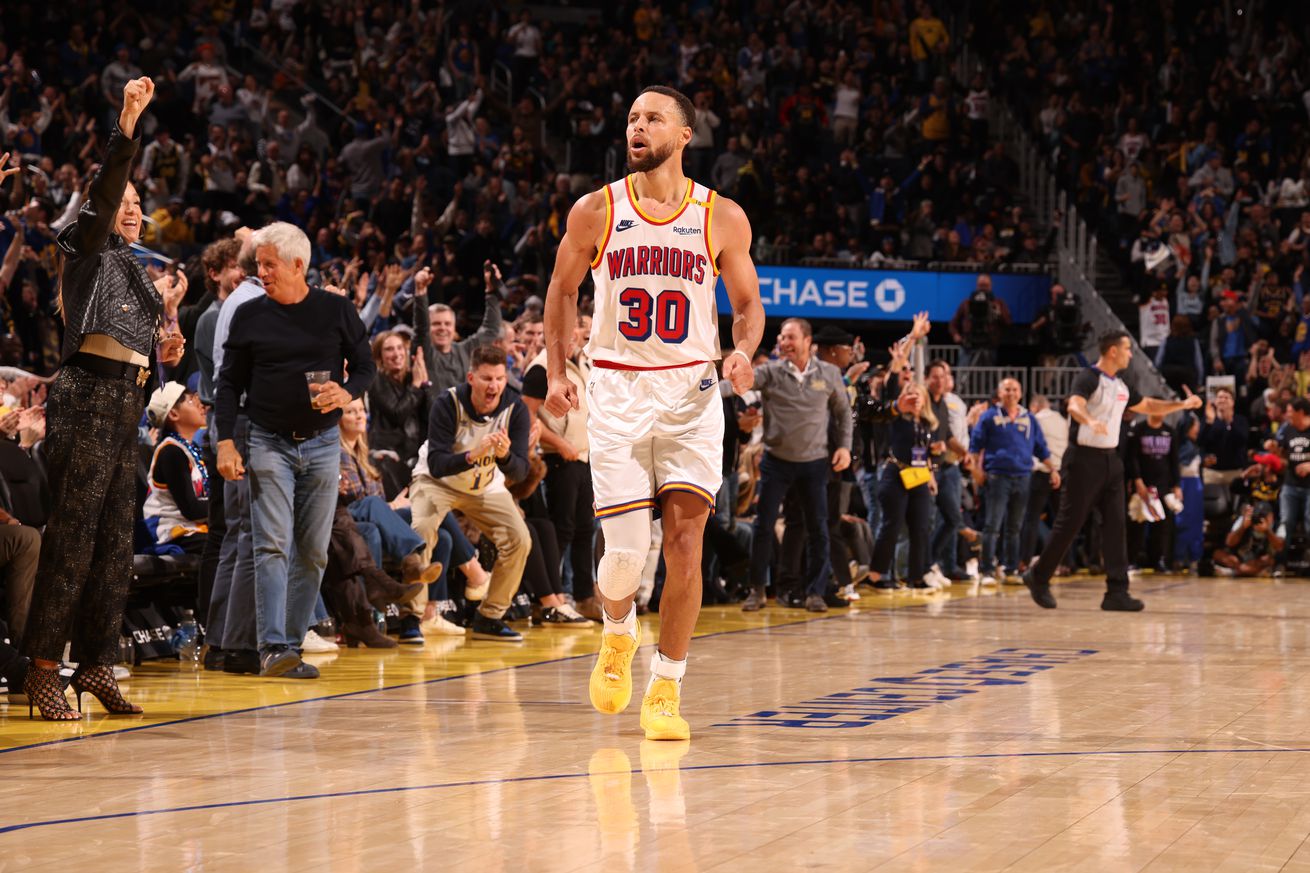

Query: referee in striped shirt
left=1023, top=331, right=1202, bottom=611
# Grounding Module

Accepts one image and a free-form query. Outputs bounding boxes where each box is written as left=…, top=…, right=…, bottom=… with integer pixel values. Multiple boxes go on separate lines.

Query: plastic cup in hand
left=305, top=370, right=331, bottom=407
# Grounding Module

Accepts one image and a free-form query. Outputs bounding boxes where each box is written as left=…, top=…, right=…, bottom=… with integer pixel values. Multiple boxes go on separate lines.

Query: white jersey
left=1138, top=296, right=1171, bottom=348
left=142, top=435, right=208, bottom=544
left=587, top=175, right=722, bottom=369
left=416, top=387, right=511, bottom=495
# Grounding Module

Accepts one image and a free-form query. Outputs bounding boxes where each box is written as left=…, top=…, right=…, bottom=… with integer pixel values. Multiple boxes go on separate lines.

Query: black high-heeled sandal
left=24, top=664, right=79, bottom=721
left=70, top=665, right=143, bottom=716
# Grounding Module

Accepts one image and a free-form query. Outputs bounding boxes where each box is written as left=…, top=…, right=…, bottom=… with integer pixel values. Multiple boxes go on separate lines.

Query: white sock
left=647, top=650, right=686, bottom=693
left=602, top=603, right=638, bottom=640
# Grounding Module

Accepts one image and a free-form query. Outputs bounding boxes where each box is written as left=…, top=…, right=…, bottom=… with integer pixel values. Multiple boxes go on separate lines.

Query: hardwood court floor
left=4, top=575, right=1310, bottom=872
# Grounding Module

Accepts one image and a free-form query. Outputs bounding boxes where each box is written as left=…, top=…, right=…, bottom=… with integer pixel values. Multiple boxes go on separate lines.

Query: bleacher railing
left=949, top=366, right=1090, bottom=406
left=951, top=366, right=1029, bottom=404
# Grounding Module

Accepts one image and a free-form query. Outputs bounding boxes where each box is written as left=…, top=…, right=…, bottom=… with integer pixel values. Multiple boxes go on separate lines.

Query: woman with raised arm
left=21, top=76, right=186, bottom=720
left=862, top=330, right=943, bottom=594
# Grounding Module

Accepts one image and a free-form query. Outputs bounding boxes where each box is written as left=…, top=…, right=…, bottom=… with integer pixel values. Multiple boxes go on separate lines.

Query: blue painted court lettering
left=715, top=647, right=1098, bottom=730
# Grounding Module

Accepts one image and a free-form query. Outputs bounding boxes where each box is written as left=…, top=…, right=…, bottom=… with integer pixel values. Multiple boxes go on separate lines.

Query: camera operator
left=854, top=362, right=892, bottom=539
left=949, top=274, right=1011, bottom=367
left=1029, top=282, right=1085, bottom=363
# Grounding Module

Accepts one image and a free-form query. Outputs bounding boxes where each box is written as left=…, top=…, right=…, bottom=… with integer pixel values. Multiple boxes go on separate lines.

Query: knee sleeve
left=597, top=510, right=653, bottom=600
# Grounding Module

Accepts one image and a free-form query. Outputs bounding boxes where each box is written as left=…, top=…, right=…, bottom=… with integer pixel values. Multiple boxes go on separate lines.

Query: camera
left=855, top=389, right=896, bottom=424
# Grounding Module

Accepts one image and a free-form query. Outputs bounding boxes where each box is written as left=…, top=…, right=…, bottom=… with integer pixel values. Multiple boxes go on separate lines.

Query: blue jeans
left=1279, top=484, right=1310, bottom=542
left=716, top=472, right=739, bottom=527
left=750, top=453, right=832, bottom=596
left=211, top=417, right=257, bottom=652
left=982, top=472, right=1031, bottom=574
left=1175, top=477, right=1204, bottom=564
left=349, top=496, right=425, bottom=566
left=930, top=464, right=963, bottom=574
left=859, top=465, right=882, bottom=535
left=247, top=424, right=340, bottom=650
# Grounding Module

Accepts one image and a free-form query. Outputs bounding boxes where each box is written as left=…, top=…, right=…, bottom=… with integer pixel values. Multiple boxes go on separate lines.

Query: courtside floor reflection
left=5, top=576, right=1310, bottom=871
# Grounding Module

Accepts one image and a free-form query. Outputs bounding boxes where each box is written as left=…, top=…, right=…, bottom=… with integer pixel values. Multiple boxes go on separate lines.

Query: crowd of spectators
left=982, top=4, right=1310, bottom=379
left=967, top=0, right=1310, bottom=575
left=0, top=1, right=1059, bottom=385
left=2, top=1, right=1310, bottom=689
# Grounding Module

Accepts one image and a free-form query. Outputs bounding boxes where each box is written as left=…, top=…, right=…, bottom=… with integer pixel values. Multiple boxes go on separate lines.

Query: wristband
left=728, top=348, right=751, bottom=365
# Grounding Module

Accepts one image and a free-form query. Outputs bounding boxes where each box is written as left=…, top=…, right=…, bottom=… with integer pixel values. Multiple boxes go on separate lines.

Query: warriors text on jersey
left=587, top=175, right=722, bottom=369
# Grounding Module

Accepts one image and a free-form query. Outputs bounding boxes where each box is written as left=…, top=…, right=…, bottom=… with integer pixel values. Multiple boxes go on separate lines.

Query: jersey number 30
left=618, top=287, right=689, bottom=343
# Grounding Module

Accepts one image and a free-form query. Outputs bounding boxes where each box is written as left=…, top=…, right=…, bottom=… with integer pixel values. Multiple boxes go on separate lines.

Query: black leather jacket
left=57, top=125, right=162, bottom=364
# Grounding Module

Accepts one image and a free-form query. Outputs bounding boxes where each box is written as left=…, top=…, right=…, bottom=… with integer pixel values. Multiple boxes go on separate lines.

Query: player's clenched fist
left=544, top=375, right=578, bottom=417
left=722, top=349, right=754, bottom=395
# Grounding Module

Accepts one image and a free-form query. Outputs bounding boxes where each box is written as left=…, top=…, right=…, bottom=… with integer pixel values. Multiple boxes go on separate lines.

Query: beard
left=627, top=139, right=677, bottom=173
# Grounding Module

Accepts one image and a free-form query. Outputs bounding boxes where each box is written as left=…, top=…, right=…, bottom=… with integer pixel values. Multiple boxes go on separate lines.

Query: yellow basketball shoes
left=640, top=677, right=690, bottom=741
left=589, top=623, right=641, bottom=714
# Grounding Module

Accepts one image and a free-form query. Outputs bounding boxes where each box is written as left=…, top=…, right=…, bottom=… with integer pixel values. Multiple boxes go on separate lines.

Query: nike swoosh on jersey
left=615, top=219, right=638, bottom=232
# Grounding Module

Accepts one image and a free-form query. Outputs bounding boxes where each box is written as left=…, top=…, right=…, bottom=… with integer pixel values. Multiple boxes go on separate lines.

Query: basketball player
left=543, top=86, right=764, bottom=740
left=1022, top=330, right=1201, bottom=611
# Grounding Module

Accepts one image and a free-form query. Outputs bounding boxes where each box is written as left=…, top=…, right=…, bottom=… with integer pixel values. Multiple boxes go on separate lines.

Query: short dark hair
left=639, top=85, right=696, bottom=128
left=780, top=317, right=812, bottom=338
left=926, top=359, right=950, bottom=375
left=1098, top=330, right=1132, bottom=355
left=1291, top=397, right=1310, bottom=416
left=470, top=344, right=507, bottom=371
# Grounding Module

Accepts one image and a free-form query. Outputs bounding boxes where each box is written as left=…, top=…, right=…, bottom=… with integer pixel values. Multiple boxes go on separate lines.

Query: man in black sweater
left=215, top=222, right=375, bottom=678
left=408, top=345, right=532, bottom=642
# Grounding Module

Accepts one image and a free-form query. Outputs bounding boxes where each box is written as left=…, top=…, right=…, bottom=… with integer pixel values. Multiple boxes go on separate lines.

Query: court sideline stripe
left=0, top=611, right=856, bottom=757
left=3, top=745, right=1308, bottom=836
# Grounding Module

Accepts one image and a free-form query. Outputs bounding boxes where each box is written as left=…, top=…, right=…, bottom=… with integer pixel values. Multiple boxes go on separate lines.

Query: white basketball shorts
left=587, top=361, right=725, bottom=519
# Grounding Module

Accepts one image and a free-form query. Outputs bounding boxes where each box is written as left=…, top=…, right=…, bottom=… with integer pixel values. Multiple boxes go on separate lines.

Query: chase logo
left=874, top=278, right=906, bottom=313
left=699, top=378, right=715, bottom=391
left=615, top=219, right=638, bottom=233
